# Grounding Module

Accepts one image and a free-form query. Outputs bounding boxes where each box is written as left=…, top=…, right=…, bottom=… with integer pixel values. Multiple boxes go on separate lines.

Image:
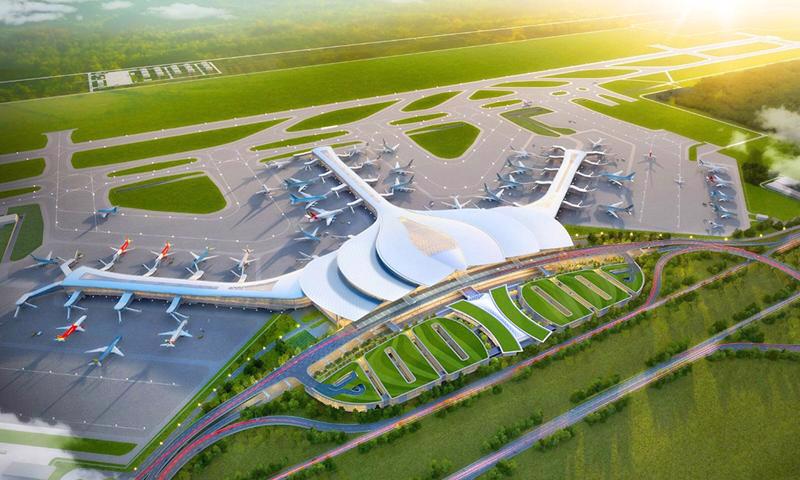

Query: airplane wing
left=158, top=330, right=177, bottom=336
left=180, top=331, right=193, bottom=338
left=326, top=216, right=336, bottom=226
left=85, top=346, right=107, bottom=354
left=111, top=346, right=124, bottom=357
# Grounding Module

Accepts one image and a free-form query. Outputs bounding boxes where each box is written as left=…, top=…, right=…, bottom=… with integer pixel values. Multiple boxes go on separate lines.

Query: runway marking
left=0, top=367, right=181, bottom=387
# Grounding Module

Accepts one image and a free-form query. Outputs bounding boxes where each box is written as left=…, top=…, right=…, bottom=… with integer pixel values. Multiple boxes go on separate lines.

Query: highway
left=144, top=234, right=800, bottom=479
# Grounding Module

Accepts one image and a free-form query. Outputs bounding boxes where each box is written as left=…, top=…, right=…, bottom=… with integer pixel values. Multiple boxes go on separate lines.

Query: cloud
left=758, top=106, right=800, bottom=145
left=0, top=1, right=79, bottom=25
left=101, top=0, right=132, bottom=10
left=147, top=2, right=231, bottom=20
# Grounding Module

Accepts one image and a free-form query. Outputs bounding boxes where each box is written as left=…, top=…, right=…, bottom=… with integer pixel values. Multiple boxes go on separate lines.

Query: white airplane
left=295, top=226, right=322, bottom=242
left=674, top=175, right=686, bottom=186
left=258, top=184, right=276, bottom=195
left=376, top=139, right=400, bottom=156
left=707, top=220, right=725, bottom=232
left=389, top=159, right=413, bottom=176
left=442, top=195, right=472, bottom=209
left=589, top=138, right=604, bottom=150
left=143, top=242, right=173, bottom=276
left=388, top=175, right=415, bottom=193
left=496, top=172, right=528, bottom=189
left=264, top=159, right=294, bottom=170
left=712, top=203, right=738, bottom=219
left=478, top=184, right=507, bottom=203
left=338, top=144, right=366, bottom=160
left=600, top=201, right=634, bottom=219
left=509, top=145, right=533, bottom=159
left=99, top=238, right=132, bottom=271
left=306, top=207, right=344, bottom=226
left=698, top=158, right=730, bottom=174
left=642, top=146, right=656, bottom=163
left=230, top=248, right=255, bottom=276
left=706, top=173, right=734, bottom=188
left=505, top=158, right=536, bottom=175
left=85, top=335, right=124, bottom=366
left=159, top=320, right=192, bottom=347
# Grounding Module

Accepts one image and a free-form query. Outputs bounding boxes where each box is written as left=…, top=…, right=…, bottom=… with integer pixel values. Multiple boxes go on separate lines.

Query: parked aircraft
left=712, top=203, right=738, bottom=219
left=306, top=207, right=344, bottom=226
left=674, top=175, right=686, bottom=186
left=698, top=158, right=730, bottom=174
left=505, top=158, right=536, bottom=175
left=600, top=170, right=636, bottom=187
left=283, top=176, right=319, bottom=192
left=26, top=251, right=61, bottom=269
left=707, top=220, right=725, bottom=232
left=230, top=248, right=255, bottom=276
left=86, top=335, right=124, bottom=366
left=55, top=315, right=86, bottom=342
left=389, top=159, right=414, bottom=176
left=442, top=195, right=472, bottom=209
left=388, top=175, right=415, bottom=193
left=706, top=173, right=734, bottom=188
left=97, top=206, right=119, bottom=219
left=189, top=247, right=217, bottom=271
left=338, top=144, right=366, bottom=160
left=99, top=238, right=132, bottom=271
left=589, top=138, right=604, bottom=150
left=258, top=185, right=276, bottom=195
left=600, top=201, right=634, bottom=219
left=643, top=146, right=656, bottom=163
left=509, top=145, right=533, bottom=159
left=478, top=184, right=507, bottom=203
left=160, top=320, right=192, bottom=347
left=496, top=173, right=528, bottom=189
left=143, top=242, right=172, bottom=275
left=295, top=226, right=322, bottom=242
left=710, top=189, right=734, bottom=202
left=290, top=191, right=328, bottom=208
left=376, top=139, right=400, bottom=156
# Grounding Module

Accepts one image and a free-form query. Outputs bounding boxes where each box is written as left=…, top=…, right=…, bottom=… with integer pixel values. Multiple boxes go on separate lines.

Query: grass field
left=449, top=300, right=520, bottom=353
left=390, top=113, right=448, bottom=126
left=306, top=262, right=797, bottom=480
left=495, top=360, right=800, bottom=480
left=490, top=287, right=551, bottom=342
left=558, top=270, right=629, bottom=309
left=0, top=28, right=669, bottom=155
left=72, top=120, right=285, bottom=169
left=601, top=263, right=644, bottom=293
left=573, top=96, right=756, bottom=146
left=481, top=100, right=522, bottom=109
left=546, top=68, right=634, bottom=78
left=252, top=130, right=348, bottom=151
left=0, top=223, right=13, bottom=262
left=323, top=362, right=382, bottom=404
left=701, top=41, right=779, bottom=57
left=493, top=81, right=567, bottom=88
left=760, top=303, right=800, bottom=344
left=406, top=121, right=480, bottom=159
left=500, top=106, right=573, bottom=137
left=412, top=318, right=488, bottom=374
left=402, top=92, right=461, bottom=112
left=259, top=140, right=362, bottom=162
left=688, top=142, right=704, bottom=161
left=286, top=330, right=317, bottom=350
left=7, top=204, right=43, bottom=261
left=107, top=158, right=196, bottom=177
left=0, top=158, right=45, bottom=184
left=108, top=172, right=226, bottom=214
left=469, top=90, right=513, bottom=100
left=0, top=186, right=40, bottom=200
left=365, top=334, right=440, bottom=398
left=668, top=48, right=800, bottom=84
left=0, top=429, right=135, bottom=456
left=522, top=278, right=592, bottom=326
left=618, top=54, right=703, bottom=67
left=286, top=101, right=396, bottom=131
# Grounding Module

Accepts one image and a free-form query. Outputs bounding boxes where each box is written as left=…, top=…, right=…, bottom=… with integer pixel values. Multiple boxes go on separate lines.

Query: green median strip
left=252, top=130, right=348, bottom=151
left=287, top=101, right=396, bottom=131
left=7, top=204, right=43, bottom=261
left=449, top=300, right=520, bottom=353
left=402, top=92, right=460, bottom=112
left=406, top=121, right=479, bottom=159
left=0, top=428, right=135, bottom=456
left=546, top=68, right=634, bottom=78
left=108, top=172, right=226, bottom=214
left=469, top=90, right=514, bottom=100
left=482, top=99, right=522, bottom=109
left=390, top=113, right=448, bottom=125
left=0, top=185, right=40, bottom=200
left=259, top=140, right=362, bottom=162
left=688, top=143, right=704, bottom=161
left=0, top=158, right=45, bottom=184
left=72, top=119, right=286, bottom=169
left=107, top=158, right=196, bottom=177
left=501, top=106, right=568, bottom=137
left=490, top=286, right=551, bottom=342
left=493, top=80, right=568, bottom=88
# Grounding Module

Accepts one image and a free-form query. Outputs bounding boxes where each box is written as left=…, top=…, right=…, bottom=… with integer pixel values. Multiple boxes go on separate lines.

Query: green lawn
left=481, top=100, right=522, bottom=109
left=469, top=90, right=514, bottom=100
left=322, top=362, right=382, bottom=404
left=546, top=68, right=634, bottom=78
left=406, top=121, right=480, bottom=159
left=108, top=172, right=226, bottom=214
left=601, top=263, right=644, bottom=293
left=365, top=334, right=440, bottom=398
left=412, top=318, right=488, bottom=374
left=760, top=302, right=800, bottom=344
left=449, top=300, right=520, bottom=353
left=0, top=429, right=135, bottom=456
left=107, top=158, right=196, bottom=177
left=306, top=262, right=797, bottom=480
left=558, top=270, right=629, bottom=309
left=252, top=130, right=348, bottom=151
left=500, top=107, right=572, bottom=137
left=0, top=223, right=13, bottom=261
left=702, top=41, right=779, bottom=57
left=618, top=54, right=704, bottom=67
left=286, top=330, right=317, bottom=350
left=72, top=120, right=284, bottom=169
left=495, top=360, right=800, bottom=480
left=260, top=140, right=362, bottom=162
left=0, top=158, right=45, bottom=184
left=402, top=91, right=461, bottom=112
left=688, top=142, right=704, bottom=161
left=522, top=278, right=592, bottom=326
left=7, top=204, right=43, bottom=261
left=0, top=185, right=40, bottom=200
left=287, top=101, right=396, bottom=131
left=573, top=96, right=756, bottom=146
left=599, top=77, right=669, bottom=98
left=493, top=81, right=568, bottom=88
left=390, top=113, right=448, bottom=126
left=668, top=48, right=800, bottom=83
left=490, top=286, right=551, bottom=342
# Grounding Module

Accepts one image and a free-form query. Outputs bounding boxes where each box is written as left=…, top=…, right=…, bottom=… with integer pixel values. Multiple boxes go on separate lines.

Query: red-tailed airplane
left=159, top=319, right=192, bottom=347
left=144, top=241, right=172, bottom=276
left=99, top=237, right=132, bottom=271
left=55, top=315, right=87, bottom=342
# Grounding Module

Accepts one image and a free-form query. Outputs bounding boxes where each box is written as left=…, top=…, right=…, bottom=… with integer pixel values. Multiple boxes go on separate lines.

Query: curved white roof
left=299, top=251, right=381, bottom=320
left=499, top=206, right=572, bottom=249
left=337, top=223, right=416, bottom=301
left=424, top=208, right=541, bottom=257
